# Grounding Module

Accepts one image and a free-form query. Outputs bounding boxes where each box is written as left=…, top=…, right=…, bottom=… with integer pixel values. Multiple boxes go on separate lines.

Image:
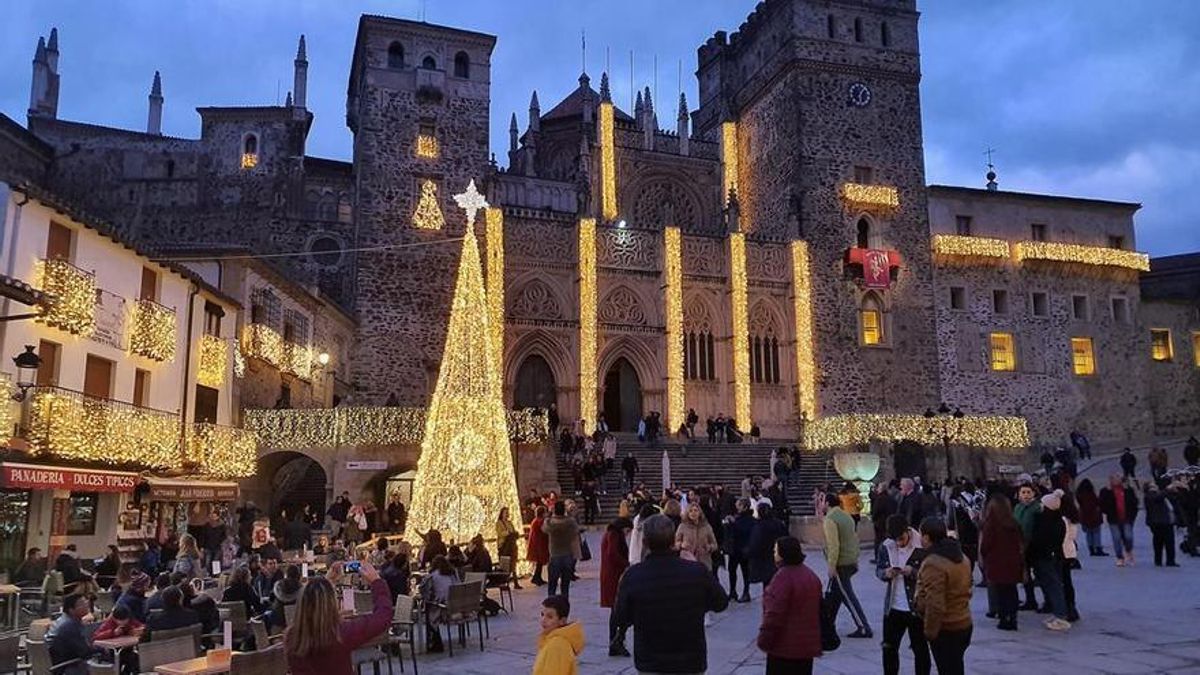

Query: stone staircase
left=554, top=434, right=835, bottom=519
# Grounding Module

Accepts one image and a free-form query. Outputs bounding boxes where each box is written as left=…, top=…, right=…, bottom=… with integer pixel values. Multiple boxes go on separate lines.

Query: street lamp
left=316, top=351, right=331, bottom=367
left=925, top=403, right=964, bottom=483
left=11, top=345, right=41, bottom=401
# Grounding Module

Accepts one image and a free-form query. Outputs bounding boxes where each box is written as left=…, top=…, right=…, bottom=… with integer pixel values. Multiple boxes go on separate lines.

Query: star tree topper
left=453, top=179, right=489, bottom=229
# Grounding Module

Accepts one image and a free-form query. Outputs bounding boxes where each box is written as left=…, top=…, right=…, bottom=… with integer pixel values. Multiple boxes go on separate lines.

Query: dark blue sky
left=4, top=1, right=1197, bottom=256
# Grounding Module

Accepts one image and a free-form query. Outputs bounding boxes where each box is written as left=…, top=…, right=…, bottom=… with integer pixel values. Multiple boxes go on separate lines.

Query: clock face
left=849, top=82, right=872, bottom=107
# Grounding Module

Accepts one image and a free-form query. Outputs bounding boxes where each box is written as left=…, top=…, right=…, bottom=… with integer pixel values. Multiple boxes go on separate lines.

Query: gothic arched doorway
left=893, top=440, right=927, bottom=480
left=603, top=358, right=642, bottom=432
left=513, top=354, right=557, bottom=409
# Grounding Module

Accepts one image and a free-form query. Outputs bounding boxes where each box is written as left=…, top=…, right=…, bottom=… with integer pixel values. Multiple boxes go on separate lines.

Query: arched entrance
left=514, top=354, right=556, bottom=409
left=893, top=440, right=927, bottom=480
left=259, top=451, right=328, bottom=522
left=603, top=358, right=642, bottom=432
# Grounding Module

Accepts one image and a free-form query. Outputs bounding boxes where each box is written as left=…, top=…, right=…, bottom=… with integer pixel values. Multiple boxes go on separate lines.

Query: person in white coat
left=1061, top=491, right=1081, bottom=622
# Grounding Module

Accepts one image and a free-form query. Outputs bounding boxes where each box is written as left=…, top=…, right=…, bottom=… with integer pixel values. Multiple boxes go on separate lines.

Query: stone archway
left=893, top=440, right=927, bottom=480
left=254, top=451, right=329, bottom=522
left=603, top=357, right=643, bottom=432
left=513, top=354, right=557, bottom=410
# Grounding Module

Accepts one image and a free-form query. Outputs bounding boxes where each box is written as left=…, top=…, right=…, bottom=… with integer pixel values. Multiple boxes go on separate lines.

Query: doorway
left=893, top=440, right=927, bottom=480
left=513, top=355, right=556, bottom=409
left=602, top=358, right=642, bottom=432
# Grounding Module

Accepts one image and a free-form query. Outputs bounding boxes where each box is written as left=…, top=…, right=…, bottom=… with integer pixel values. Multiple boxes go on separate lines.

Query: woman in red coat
left=527, top=505, right=549, bottom=586
left=757, top=536, right=821, bottom=674
left=979, top=493, right=1024, bottom=631
left=1075, top=479, right=1106, bottom=556
left=600, top=517, right=632, bottom=656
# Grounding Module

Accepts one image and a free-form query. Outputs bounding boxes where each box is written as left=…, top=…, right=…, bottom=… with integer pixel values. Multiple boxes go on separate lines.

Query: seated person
left=115, top=572, right=151, bottom=623
left=252, top=557, right=283, bottom=602
left=144, top=573, right=172, bottom=613
left=93, top=604, right=144, bottom=675
left=269, top=564, right=302, bottom=629
left=46, top=594, right=100, bottom=675
left=380, top=551, right=410, bottom=598
left=221, top=564, right=266, bottom=617
left=12, top=547, right=46, bottom=587
left=145, top=586, right=200, bottom=635
left=54, top=545, right=97, bottom=596
left=180, top=582, right=221, bottom=634
left=446, top=545, right=468, bottom=578
left=465, top=535, right=494, bottom=573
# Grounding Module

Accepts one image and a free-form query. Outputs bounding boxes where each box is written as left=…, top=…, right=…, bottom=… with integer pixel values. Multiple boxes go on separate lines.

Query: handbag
left=820, top=580, right=842, bottom=652
left=580, top=537, right=593, bottom=562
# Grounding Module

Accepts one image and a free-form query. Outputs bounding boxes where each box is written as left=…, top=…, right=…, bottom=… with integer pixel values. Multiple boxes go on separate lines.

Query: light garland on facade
left=722, top=121, right=738, bottom=203
left=578, top=218, right=598, bottom=432
left=790, top=241, right=817, bottom=420
left=1012, top=241, right=1150, bottom=271
left=404, top=225, right=526, bottom=561
left=803, top=413, right=1030, bottom=452
left=233, top=343, right=246, bottom=379
left=28, top=388, right=181, bottom=468
left=415, top=134, right=440, bottom=159
left=485, top=207, right=505, bottom=395
left=240, top=153, right=258, bottom=170
left=663, top=227, right=684, bottom=432
left=197, top=335, right=228, bottom=388
left=0, top=374, right=13, bottom=437
left=599, top=102, right=617, bottom=220
left=37, top=259, right=96, bottom=336
left=729, top=232, right=751, bottom=426
left=242, top=324, right=283, bottom=367
left=413, top=180, right=446, bottom=230
left=244, top=406, right=549, bottom=449
left=931, top=234, right=1011, bottom=259
left=189, top=423, right=258, bottom=478
left=840, top=183, right=900, bottom=209
left=283, top=342, right=313, bottom=381
left=129, top=299, right=177, bottom=362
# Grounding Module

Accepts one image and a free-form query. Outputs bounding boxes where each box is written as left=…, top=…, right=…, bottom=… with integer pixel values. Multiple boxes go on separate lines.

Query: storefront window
left=67, top=492, right=99, bottom=536
left=0, top=490, right=30, bottom=572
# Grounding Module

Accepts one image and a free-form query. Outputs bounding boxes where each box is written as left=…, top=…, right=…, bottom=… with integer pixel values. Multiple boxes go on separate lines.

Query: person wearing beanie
left=116, top=571, right=151, bottom=623
left=1030, top=490, right=1070, bottom=631
left=875, top=515, right=930, bottom=674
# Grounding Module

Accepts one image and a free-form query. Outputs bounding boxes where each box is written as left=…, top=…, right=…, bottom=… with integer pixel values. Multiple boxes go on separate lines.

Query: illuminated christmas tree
left=405, top=182, right=524, bottom=562
left=412, top=180, right=445, bottom=230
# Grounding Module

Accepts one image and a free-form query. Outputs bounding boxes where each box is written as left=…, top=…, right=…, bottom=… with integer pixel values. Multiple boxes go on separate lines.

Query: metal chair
left=20, top=573, right=63, bottom=618
left=248, top=618, right=282, bottom=651
left=353, top=590, right=375, bottom=616
left=433, top=581, right=484, bottom=656
left=25, top=639, right=80, bottom=674
left=216, top=601, right=248, bottom=638
left=27, top=619, right=51, bottom=642
left=461, top=574, right=490, bottom=638
left=494, top=557, right=515, bottom=612
left=135, top=635, right=197, bottom=672
left=351, top=633, right=393, bottom=675
left=0, top=632, right=22, bottom=673
left=230, top=645, right=286, bottom=675
left=283, top=603, right=297, bottom=627
left=387, top=595, right=418, bottom=674
left=147, top=624, right=202, bottom=655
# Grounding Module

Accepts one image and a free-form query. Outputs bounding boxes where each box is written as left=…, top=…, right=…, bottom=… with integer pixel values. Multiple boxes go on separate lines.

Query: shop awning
left=144, top=477, right=238, bottom=501
left=0, top=462, right=138, bottom=493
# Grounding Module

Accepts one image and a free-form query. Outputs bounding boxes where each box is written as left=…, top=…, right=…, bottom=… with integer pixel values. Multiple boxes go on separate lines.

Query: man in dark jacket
left=146, top=586, right=201, bottom=636
left=621, top=452, right=639, bottom=491
left=1119, top=448, right=1138, bottom=479
left=47, top=594, right=98, bottom=674
left=201, top=513, right=225, bottom=567
left=725, top=498, right=756, bottom=603
left=1185, top=437, right=1200, bottom=467
left=282, top=513, right=312, bottom=551
left=614, top=514, right=729, bottom=673
left=1099, top=473, right=1140, bottom=566
left=897, top=478, right=924, bottom=529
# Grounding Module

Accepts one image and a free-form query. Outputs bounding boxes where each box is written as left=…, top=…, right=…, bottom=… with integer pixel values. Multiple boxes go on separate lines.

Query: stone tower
left=695, top=0, right=941, bottom=416
left=346, top=16, right=497, bottom=405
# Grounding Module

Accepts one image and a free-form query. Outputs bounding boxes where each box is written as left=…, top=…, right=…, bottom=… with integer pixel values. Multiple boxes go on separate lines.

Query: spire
left=46, top=28, right=59, bottom=72
left=677, top=93, right=690, bottom=157
left=34, top=37, right=46, bottom=63
left=677, top=92, right=688, bottom=120
left=643, top=86, right=654, bottom=115
left=509, top=112, right=518, bottom=132
left=293, top=34, right=308, bottom=109
left=508, top=112, right=518, bottom=153
left=530, top=90, right=540, bottom=111
left=147, top=70, right=163, bottom=135
left=528, top=90, right=540, bottom=133
left=599, top=71, right=611, bottom=102
left=30, top=36, right=54, bottom=119
left=47, top=28, right=58, bottom=52
left=635, top=90, right=644, bottom=119
left=150, top=70, right=162, bottom=97
left=285, top=91, right=293, bottom=107
left=578, top=71, right=591, bottom=89
left=296, top=34, right=307, bottom=62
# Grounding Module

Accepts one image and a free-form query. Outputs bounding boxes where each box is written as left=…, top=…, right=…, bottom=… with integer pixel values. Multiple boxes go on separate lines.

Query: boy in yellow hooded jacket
left=533, top=595, right=585, bottom=675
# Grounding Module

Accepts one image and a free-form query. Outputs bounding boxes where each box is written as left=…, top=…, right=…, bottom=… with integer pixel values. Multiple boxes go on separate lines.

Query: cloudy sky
left=3, top=0, right=1196, bottom=255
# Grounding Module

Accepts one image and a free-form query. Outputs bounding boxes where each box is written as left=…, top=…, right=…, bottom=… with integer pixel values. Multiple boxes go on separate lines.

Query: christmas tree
left=405, top=182, right=524, bottom=561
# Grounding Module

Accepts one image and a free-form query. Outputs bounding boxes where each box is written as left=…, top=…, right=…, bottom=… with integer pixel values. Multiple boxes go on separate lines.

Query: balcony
left=197, top=335, right=228, bottom=388
left=188, top=423, right=258, bottom=478
left=283, top=342, right=312, bottom=381
left=931, top=234, right=1011, bottom=261
left=840, top=183, right=900, bottom=209
left=37, top=259, right=96, bottom=336
left=27, top=386, right=180, bottom=469
left=1012, top=241, right=1150, bottom=272
left=241, top=324, right=283, bottom=367
left=130, top=298, right=177, bottom=362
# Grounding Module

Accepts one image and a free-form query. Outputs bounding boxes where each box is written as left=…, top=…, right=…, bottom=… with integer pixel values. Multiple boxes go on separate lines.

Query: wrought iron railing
left=27, top=386, right=180, bottom=468
left=130, top=298, right=177, bottom=361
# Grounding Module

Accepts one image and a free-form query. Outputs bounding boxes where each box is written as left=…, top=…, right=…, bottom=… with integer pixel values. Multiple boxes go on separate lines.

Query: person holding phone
left=876, top=515, right=929, bottom=675
left=286, top=559, right=393, bottom=675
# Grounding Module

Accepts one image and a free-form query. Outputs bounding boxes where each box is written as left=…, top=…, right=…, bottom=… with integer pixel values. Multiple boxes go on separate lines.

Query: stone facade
left=1140, top=254, right=1200, bottom=434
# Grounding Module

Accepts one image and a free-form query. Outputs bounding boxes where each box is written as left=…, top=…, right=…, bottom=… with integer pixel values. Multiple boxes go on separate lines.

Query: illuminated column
left=599, top=101, right=617, bottom=220
left=578, top=218, right=598, bottom=431
left=721, top=121, right=739, bottom=202
left=485, top=207, right=505, bottom=397
left=791, top=240, right=817, bottom=421
left=663, top=227, right=684, bottom=432
left=729, top=232, right=751, bottom=427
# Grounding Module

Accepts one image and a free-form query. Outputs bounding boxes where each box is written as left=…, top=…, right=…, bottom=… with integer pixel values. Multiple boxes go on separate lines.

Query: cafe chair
left=430, top=581, right=485, bottom=657
left=460, top=574, right=490, bottom=639
left=283, top=603, right=298, bottom=627
left=26, top=619, right=51, bottom=642
left=135, top=636, right=197, bottom=674
left=91, top=594, right=115, bottom=620
left=249, top=618, right=282, bottom=651
left=351, top=633, right=393, bottom=675
left=387, top=595, right=418, bottom=675
left=20, top=573, right=63, bottom=618
left=231, top=644, right=286, bottom=675
left=353, top=590, right=375, bottom=616
left=147, top=625, right=202, bottom=656
left=25, top=639, right=85, bottom=674
left=0, top=632, right=25, bottom=673
left=493, top=557, right=515, bottom=613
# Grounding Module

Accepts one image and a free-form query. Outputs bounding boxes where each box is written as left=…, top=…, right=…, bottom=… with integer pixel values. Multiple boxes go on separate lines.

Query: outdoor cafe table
left=93, top=635, right=140, bottom=668
left=153, top=656, right=231, bottom=675
left=0, top=585, right=19, bottom=632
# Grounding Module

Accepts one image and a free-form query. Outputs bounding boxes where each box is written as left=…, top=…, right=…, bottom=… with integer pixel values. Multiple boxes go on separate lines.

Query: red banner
left=0, top=463, right=138, bottom=493
left=862, top=249, right=891, bottom=289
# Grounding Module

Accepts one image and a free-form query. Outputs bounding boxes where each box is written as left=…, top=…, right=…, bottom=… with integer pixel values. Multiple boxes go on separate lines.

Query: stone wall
left=1140, top=299, right=1200, bottom=434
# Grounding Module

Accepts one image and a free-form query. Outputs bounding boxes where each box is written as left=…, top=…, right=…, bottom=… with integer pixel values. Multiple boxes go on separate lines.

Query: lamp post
left=11, top=345, right=41, bottom=401
left=925, top=403, right=964, bottom=483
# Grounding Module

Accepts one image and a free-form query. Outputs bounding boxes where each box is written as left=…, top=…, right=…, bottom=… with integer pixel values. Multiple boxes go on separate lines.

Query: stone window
left=751, top=335, right=780, bottom=384
left=1108, top=235, right=1125, bottom=250
left=854, top=166, right=874, bottom=184
left=881, top=21, right=891, bottom=47
left=421, top=55, right=437, bottom=70
left=166, top=160, right=175, bottom=178
left=1071, top=337, right=1096, bottom=376
left=1192, top=332, right=1200, bottom=367
left=854, top=17, right=863, bottom=42
left=241, top=134, right=259, bottom=170
left=856, top=218, right=871, bottom=249
left=1151, top=329, right=1173, bottom=362
left=949, top=286, right=966, bottom=310
left=387, top=42, right=405, bottom=69
left=454, top=51, right=470, bottom=78
left=1111, top=297, right=1129, bottom=323
left=955, top=215, right=972, bottom=236
left=1072, top=295, right=1089, bottom=321
left=989, top=332, right=1016, bottom=371
left=1031, top=291, right=1049, bottom=317
left=860, top=292, right=885, bottom=346
left=1030, top=223, right=1047, bottom=241
left=685, top=331, right=715, bottom=381
left=827, top=15, right=836, bottom=39
left=992, top=289, right=1009, bottom=315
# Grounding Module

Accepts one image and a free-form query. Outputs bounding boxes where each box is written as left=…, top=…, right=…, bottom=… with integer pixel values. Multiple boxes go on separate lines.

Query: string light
left=233, top=343, right=246, bottom=378
left=413, top=180, right=446, bottom=230
left=803, top=413, right=1029, bottom=451
left=486, top=207, right=505, bottom=393
left=37, top=259, right=96, bottom=336
left=284, top=343, right=313, bottom=381
left=198, top=335, right=228, bottom=388
left=415, top=134, right=440, bottom=159
left=1013, top=241, right=1149, bottom=271
left=240, top=153, right=258, bottom=170
left=28, top=388, right=181, bottom=468
left=722, top=121, right=738, bottom=203
left=932, top=234, right=1011, bottom=259
left=599, top=103, right=617, bottom=220
left=0, top=375, right=13, bottom=437
left=663, top=227, right=684, bottom=432
left=841, top=183, right=900, bottom=209
left=189, top=423, right=257, bottom=478
left=790, top=241, right=817, bottom=420
left=242, top=324, right=283, bottom=367
left=729, top=232, right=751, bottom=426
left=129, top=299, right=177, bottom=362
left=403, top=224, right=526, bottom=562
left=578, top=218, right=597, bottom=432
left=243, top=406, right=548, bottom=448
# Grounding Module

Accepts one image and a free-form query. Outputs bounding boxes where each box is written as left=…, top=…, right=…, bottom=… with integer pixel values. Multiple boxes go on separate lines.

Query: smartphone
left=345, top=560, right=362, bottom=573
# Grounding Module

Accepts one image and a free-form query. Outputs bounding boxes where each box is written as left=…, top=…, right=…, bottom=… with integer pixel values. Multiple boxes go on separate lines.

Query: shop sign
left=1, top=464, right=137, bottom=492
left=997, top=464, right=1026, bottom=474
left=148, top=482, right=238, bottom=501
left=345, top=460, right=388, bottom=471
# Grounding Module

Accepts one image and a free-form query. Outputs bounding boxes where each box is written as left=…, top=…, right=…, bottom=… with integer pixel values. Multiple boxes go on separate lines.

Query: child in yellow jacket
left=532, top=595, right=584, bottom=675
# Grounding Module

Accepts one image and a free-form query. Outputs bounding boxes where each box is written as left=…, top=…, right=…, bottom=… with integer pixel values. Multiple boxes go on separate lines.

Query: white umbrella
left=662, top=450, right=671, bottom=493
